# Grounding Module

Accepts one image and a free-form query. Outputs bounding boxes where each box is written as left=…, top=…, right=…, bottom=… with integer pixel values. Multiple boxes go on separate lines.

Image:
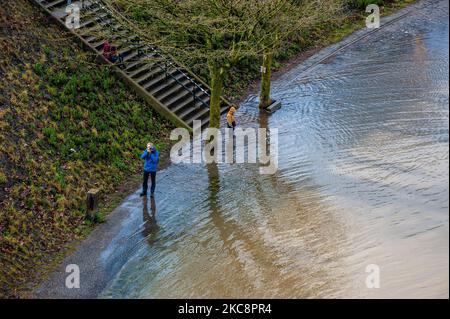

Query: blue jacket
left=141, top=148, right=159, bottom=172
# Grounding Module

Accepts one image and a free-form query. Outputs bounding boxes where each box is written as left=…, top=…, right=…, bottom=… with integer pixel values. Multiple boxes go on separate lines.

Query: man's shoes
left=140, top=193, right=147, bottom=197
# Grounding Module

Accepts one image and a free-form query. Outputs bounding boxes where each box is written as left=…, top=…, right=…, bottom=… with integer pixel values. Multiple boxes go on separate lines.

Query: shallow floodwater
left=100, top=0, right=449, bottom=298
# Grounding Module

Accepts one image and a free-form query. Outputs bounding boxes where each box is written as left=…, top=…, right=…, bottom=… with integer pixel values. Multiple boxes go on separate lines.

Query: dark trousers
left=110, top=54, right=124, bottom=65
left=143, top=171, right=156, bottom=194
left=227, top=121, right=236, bottom=130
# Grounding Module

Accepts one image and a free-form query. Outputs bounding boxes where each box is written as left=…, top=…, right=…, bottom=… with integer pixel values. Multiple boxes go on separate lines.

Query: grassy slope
left=0, top=0, right=173, bottom=298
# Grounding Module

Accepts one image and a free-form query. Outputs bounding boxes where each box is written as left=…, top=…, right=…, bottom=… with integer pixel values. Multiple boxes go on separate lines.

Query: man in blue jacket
left=140, top=142, right=160, bottom=197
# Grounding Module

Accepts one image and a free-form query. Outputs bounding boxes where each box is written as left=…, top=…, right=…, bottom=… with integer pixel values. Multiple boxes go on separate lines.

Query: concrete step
left=170, top=92, right=209, bottom=114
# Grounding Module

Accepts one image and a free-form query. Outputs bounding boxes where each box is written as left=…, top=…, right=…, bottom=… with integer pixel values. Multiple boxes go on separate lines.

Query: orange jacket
left=227, top=107, right=236, bottom=125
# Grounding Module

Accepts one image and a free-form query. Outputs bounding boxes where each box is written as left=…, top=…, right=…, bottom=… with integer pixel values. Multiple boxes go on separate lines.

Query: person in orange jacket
left=227, top=105, right=237, bottom=130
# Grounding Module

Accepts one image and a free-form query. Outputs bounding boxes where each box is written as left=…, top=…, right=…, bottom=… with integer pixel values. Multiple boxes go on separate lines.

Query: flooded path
left=97, top=0, right=448, bottom=299
left=35, top=0, right=448, bottom=299
left=99, top=0, right=448, bottom=299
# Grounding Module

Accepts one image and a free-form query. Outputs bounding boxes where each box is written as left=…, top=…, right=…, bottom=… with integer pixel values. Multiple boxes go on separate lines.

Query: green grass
left=0, top=0, right=173, bottom=298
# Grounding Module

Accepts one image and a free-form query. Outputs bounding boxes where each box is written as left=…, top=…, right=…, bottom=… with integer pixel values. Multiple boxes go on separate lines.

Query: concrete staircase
left=32, top=0, right=231, bottom=129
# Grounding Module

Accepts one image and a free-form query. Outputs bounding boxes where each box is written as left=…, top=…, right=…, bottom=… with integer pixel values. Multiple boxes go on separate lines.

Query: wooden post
left=86, top=189, right=100, bottom=220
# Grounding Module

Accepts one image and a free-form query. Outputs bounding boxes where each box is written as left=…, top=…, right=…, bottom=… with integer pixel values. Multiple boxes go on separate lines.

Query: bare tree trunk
left=208, top=62, right=224, bottom=128
left=259, top=53, right=273, bottom=109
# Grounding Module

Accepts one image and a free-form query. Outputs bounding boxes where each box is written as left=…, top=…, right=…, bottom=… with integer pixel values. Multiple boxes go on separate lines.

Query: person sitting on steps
left=109, top=45, right=124, bottom=68
left=140, top=143, right=160, bottom=198
left=102, top=40, right=111, bottom=61
left=102, top=41, right=124, bottom=68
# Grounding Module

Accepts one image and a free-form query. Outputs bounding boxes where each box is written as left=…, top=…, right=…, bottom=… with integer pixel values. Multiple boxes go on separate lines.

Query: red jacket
left=103, top=41, right=111, bottom=59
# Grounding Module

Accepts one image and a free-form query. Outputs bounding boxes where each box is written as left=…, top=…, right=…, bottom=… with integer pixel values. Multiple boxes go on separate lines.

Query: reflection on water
left=142, top=197, right=159, bottom=246
left=100, top=0, right=449, bottom=298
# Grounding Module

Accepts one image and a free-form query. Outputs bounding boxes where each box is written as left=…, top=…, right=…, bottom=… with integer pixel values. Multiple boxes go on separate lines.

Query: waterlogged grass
left=220, top=0, right=416, bottom=102
left=0, top=0, right=172, bottom=297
